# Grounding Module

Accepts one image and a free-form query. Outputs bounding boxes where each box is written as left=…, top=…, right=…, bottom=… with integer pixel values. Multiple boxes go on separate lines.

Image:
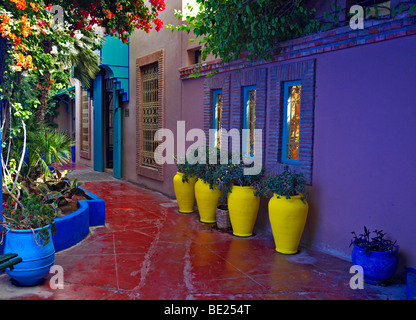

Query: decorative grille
left=141, top=63, right=159, bottom=168
left=287, top=85, right=301, bottom=160
left=215, top=93, right=223, bottom=149
left=247, top=89, right=256, bottom=155
left=81, top=90, right=89, bottom=152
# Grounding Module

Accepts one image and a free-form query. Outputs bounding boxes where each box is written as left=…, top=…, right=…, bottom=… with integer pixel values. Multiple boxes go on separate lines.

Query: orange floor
left=0, top=165, right=406, bottom=300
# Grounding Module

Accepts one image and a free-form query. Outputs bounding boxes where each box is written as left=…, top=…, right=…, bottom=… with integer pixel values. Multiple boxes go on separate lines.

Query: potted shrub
left=1, top=192, right=56, bottom=286
left=218, top=159, right=265, bottom=237
left=173, top=153, right=197, bottom=213
left=263, top=166, right=308, bottom=254
left=350, top=226, right=399, bottom=285
left=193, top=147, right=224, bottom=224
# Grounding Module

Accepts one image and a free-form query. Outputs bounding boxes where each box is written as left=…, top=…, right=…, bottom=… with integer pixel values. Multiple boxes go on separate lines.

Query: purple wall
left=180, top=35, right=416, bottom=271
left=307, top=35, right=416, bottom=268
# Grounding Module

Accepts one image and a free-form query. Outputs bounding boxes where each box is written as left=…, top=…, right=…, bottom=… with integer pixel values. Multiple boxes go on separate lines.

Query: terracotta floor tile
left=0, top=169, right=407, bottom=300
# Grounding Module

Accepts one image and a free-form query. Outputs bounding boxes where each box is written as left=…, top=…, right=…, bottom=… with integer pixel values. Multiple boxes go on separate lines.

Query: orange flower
left=29, top=2, right=39, bottom=11
left=105, top=9, right=115, bottom=19
left=21, top=15, right=31, bottom=37
left=10, top=0, right=27, bottom=10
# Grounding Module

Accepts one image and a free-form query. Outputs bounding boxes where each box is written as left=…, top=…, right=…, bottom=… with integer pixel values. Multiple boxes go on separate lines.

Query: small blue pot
left=4, top=225, right=55, bottom=286
left=351, top=243, right=399, bottom=285
left=71, top=145, right=76, bottom=163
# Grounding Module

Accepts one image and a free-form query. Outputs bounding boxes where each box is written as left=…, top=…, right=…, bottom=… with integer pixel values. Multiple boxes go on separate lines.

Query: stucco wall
left=123, top=0, right=206, bottom=196
left=305, top=35, right=416, bottom=269
left=179, top=35, right=416, bottom=270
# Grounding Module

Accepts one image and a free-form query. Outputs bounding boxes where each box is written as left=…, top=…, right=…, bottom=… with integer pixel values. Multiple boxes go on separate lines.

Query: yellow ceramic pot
left=227, top=185, right=260, bottom=237
left=173, top=172, right=197, bottom=213
left=195, top=179, right=222, bottom=223
left=268, top=194, right=309, bottom=254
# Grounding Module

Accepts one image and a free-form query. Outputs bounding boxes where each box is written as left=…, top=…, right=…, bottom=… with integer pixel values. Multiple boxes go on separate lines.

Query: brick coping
left=179, top=12, right=416, bottom=79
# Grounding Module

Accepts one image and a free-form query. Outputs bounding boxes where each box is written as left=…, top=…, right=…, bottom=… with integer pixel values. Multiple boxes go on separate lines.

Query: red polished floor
left=0, top=171, right=406, bottom=300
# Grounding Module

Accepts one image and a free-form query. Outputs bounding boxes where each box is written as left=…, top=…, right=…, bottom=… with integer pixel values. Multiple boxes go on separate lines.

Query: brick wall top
left=179, top=12, right=416, bottom=80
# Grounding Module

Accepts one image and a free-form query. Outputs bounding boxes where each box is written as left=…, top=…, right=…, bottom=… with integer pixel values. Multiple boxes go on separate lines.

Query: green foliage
left=262, top=166, right=306, bottom=199
left=169, top=1, right=416, bottom=77
left=174, top=146, right=265, bottom=201
left=173, top=151, right=197, bottom=183
left=216, top=156, right=265, bottom=202
left=350, top=226, right=397, bottom=255
left=2, top=192, right=56, bottom=245
left=168, top=0, right=319, bottom=74
left=25, top=123, right=73, bottom=179
left=191, top=146, right=229, bottom=189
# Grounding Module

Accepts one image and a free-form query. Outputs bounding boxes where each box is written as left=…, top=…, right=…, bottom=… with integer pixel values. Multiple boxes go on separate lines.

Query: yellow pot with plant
left=193, top=147, right=226, bottom=223
left=173, top=154, right=197, bottom=213
left=264, top=166, right=308, bottom=254
left=195, top=179, right=222, bottom=223
left=227, top=185, right=260, bottom=237
left=173, top=172, right=197, bottom=213
left=220, top=162, right=265, bottom=237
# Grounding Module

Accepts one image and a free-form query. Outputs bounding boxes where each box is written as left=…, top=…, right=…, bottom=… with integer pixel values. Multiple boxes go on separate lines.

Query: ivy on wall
left=169, top=0, right=416, bottom=76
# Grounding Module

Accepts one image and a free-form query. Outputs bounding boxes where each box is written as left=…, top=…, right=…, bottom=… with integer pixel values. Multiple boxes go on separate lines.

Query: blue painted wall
left=93, top=73, right=104, bottom=172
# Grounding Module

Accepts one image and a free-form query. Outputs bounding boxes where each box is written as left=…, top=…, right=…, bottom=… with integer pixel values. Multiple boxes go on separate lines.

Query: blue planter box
left=52, top=187, right=105, bottom=252
left=407, top=268, right=416, bottom=300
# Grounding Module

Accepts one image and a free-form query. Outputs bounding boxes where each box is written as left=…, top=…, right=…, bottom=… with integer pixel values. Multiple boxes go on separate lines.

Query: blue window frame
left=212, top=89, right=223, bottom=148
left=282, top=80, right=302, bottom=165
left=242, top=85, right=256, bottom=156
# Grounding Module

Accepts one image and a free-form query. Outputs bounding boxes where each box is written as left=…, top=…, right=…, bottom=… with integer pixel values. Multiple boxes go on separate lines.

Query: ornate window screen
left=212, top=89, right=223, bottom=149
left=80, top=89, right=90, bottom=157
left=136, top=49, right=165, bottom=181
left=243, top=86, right=256, bottom=156
left=282, top=81, right=301, bottom=164
left=141, top=63, right=159, bottom=169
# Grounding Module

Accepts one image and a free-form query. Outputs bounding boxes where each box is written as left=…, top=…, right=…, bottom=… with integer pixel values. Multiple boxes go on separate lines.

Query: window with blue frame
left=242, top=85, right=256, bottom=156
left=212, top=89, right=223, bottom=148
left=282, top=81, right=301, bottom=165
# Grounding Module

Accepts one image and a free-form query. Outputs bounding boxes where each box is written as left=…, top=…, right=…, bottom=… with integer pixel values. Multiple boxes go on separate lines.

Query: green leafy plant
left=173, top=152, right=197, bottom=183
left=262, top=165, right=306, bottom=199
left=192, top=146, right=230, bottom=189
left=25, top=123, right=73, bottom=180
left=1, top=192, right=56, bottom=245
left=168, top=0, right=319, bottom=70
left=216, top=155, right=265, bottom=202
left=350, top=226, right=397, bottom=255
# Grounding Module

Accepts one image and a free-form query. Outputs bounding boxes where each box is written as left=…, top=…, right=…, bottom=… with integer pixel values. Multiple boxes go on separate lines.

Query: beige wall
left=122, top=0, right=210, bottom=197
left=54, top=101, right=71, bottom=134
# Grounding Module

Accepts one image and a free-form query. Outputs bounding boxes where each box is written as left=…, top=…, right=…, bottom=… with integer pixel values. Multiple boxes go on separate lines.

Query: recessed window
left=80, top=89, right=90, bottom=158
left=141, top=63, right=159, bottom=169
left=212, top=89, right=223, bottom=148
left=187, top=48, right=202, bottom=66
left=282, top=81, right=301, bottom=165
left=136, top=49, right=165, bottom=181
left=242, top=86, right=256, bottom=156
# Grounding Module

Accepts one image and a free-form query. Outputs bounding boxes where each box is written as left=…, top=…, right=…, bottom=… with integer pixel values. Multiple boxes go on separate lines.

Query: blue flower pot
left=71, top=145, right=76, bottom=163
left=351, top=243, right=399, bottom=285
left=4, top=225, right=55, bottom=286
